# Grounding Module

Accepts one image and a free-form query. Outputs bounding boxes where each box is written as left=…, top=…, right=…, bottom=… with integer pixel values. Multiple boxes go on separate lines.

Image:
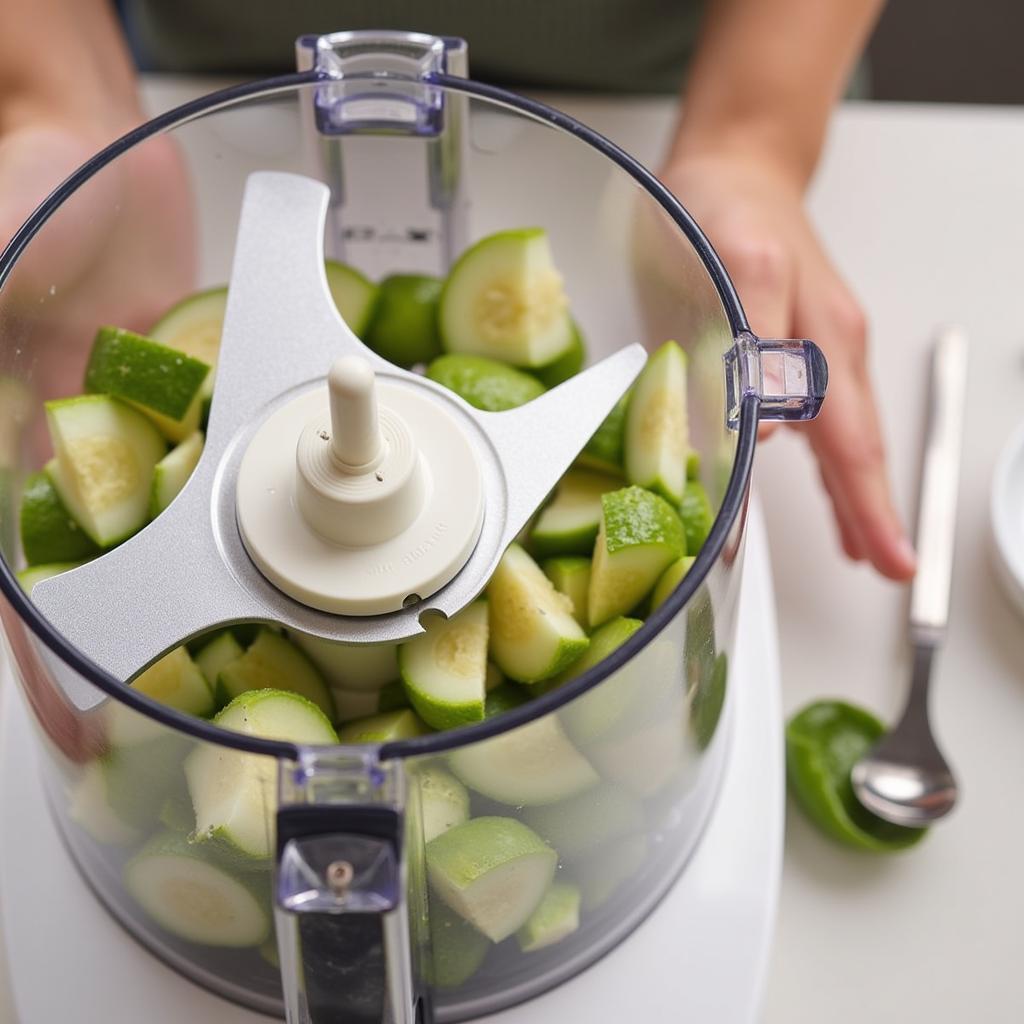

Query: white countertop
left=4, top=82, right=1024, bottom=1023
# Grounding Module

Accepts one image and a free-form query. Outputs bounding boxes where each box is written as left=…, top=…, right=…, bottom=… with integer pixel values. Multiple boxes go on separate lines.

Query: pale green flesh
left=542, top=556, right=591, bottom=630
left=68, top=762, right=140, bottom=846
left=335, top=709, right=430, bottom=743
left=330, top=679, right=408, bottom=721
left=522, top=785, right=644, bottom=862
left=650, top=555, right=696, bottom=611
left=186, top=690, right=337, bottom=859
left=429, top=900, right=490, bottom=988
left=416, top=765, right=471, bottom=843
left=426, top=816, right=557, bottom=942
left=46, top=396, right=166, bottom=547
left=588, top=487, right=686, bottom=627
left=449, top=713, right=599, bottom=806
left=517, top=882, right=581, bottom=952
left=216, top=629, right=334, bottom=720
left=552, top=615, right=643, bottom=688
left=17, top=560, right=88, bottom=593
left=487, top=544, right=588, bottom=684
left=589, top=527, right=682, bottom=626
left=289, top=634, right=399, bottom=693
left=332, top=686, right=387, bottom=722
left=149, top=287, right=227, bottom=401
left=194, top=632, right=244, bottom=689
left=590, top=712, right=688, bottom=798
left=439, top=229, right=574, bottom=367
left=563, top=638, right=682, bottom=749
left=325, top=260, right=379, bottom=336
left=624, top=340, right=689, bottom=505
left=138, top=394, right=203, bottom=443
left=150, top=430, right=203, bottom=517
left=125, top=840, right=269, bottom=946
left=131, top=646, right=213, bottom=718
left=530, top=469, right=618, bottom=557
left=575, top=833, right=649, bottom=912
left=399, top=602, right=488, bottom=730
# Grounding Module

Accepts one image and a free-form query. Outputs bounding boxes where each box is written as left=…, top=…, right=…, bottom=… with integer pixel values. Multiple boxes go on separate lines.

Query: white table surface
left=4, top=81, right=1024, bottom=1023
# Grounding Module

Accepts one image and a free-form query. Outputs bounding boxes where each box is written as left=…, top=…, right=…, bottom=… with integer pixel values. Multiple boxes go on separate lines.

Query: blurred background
left=870, top=0, right=1019, bottom=103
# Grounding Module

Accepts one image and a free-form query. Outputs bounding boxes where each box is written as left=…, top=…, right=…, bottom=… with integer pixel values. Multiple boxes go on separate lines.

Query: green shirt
left=124, top=1, right=706, bottom=94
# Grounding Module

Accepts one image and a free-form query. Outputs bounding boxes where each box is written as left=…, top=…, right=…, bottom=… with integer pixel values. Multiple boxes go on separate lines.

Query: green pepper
left=786, top=700, right=928, bottom=852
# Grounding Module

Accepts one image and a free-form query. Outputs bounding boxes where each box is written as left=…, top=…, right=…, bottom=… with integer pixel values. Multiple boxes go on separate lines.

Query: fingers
left=794, top=275, right=917, bottom=581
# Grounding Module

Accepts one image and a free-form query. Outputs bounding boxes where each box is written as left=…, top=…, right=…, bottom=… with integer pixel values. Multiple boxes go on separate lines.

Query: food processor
left=0, top=31, right=825, bottom=1024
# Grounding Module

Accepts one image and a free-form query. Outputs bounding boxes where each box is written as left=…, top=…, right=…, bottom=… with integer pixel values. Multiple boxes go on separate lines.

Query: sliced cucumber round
left=589, top=711, right=688, bottom=799
left=428, top=899, right=490, bottom=989
left=439, top=229, right=574, bottom=368
left=335, top=708, right=431, bottom=744
left=150, top=430, right=203, bottom=518
left=416, top=765, right=470, bottom=843
left=522, top=784, right=644, bottom=863
left=449, top=713, right=599, bottom=805
left=194, top=631, right=245, bottom=690
left=562, top=636, right=681, bottom=749
left=530, top=468, right=619, bottom=558
left=541, top=556, right=591, bottom=630
left=289, top=634, right=399, bottom=693
left=325, top=259, right=378, bottom=337
left=426, top=816, right=557, bottom=942
left=426, top=353, right=546, bottom=411
left=100, top=735, right=190, bottom=830
left=19, top=466, right=99, bottom=565
left=575, top=392, right=628, bottom=476
left=624, top=340, right=689, bottom=505
left=483, top=683, right=530, bottom=719
left=84, top=326, right=210, bottom=442
left=332, top=680, right=409, bottom=722
left=531, top=321, right=586, bottom=388
left=46, top=396, right=167, bottom=548
left=131, top=646, right=214, bottom=719
left=67, top=761, right=141, bottom=846
left=125, top=831, right=270, bottom=947
left=517, top=881, right=581, bottom=952
left=574, top=833, right=648, bottom=912
left=364, top=273, right=442, bottom=367
left=148, top=286, right=228, bottom=402
left=588, top=486, right=686, bottom=627
left=186, top=689, right=338, bottom=861
left=679, top=479, right=714, bottom=556
left=554, top=615, right=643, bottom=688
left=650, top=555, right=696, bottom=612
left=216, top=628, right=334, bottom=721
left=399, top=602, right=488, bottom=730
left=487, top=543, right=588, bottom=684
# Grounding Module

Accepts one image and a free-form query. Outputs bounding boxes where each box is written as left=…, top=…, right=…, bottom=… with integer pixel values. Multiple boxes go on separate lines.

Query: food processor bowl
left=0, top=31, right=825, bottom=1024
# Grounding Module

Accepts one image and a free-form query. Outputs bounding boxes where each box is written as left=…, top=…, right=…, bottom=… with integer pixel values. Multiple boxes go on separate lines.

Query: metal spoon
left=851, top=327, right=967, bottom=827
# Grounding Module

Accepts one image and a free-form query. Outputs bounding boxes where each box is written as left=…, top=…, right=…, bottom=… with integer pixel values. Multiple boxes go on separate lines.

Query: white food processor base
left=0, top=500, right=783, bottom=1024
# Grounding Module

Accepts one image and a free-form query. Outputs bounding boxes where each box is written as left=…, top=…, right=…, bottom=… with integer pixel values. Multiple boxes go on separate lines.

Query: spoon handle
left=909, top=326, right=969, bottom=645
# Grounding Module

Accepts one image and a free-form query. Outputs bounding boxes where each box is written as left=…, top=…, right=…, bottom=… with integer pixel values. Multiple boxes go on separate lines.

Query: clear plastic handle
left=274, top=750, right=417, bottom=1024
left=724, top=330, right=828, bottom=427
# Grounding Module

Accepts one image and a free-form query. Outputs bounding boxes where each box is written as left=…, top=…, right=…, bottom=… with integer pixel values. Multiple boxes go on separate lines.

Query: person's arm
left=660, top=0, right=917, bottom=580
left=0, top=0, right=145, bottom=276
left=0, top=0, right=141, bottom=137
left=0, top=0, right=194, bottom=401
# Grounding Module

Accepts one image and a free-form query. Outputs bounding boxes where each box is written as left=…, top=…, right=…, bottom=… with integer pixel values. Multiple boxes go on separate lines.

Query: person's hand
left=659, top=151, right=916, bottom=581
left=0, top=113, right=195, bottom=453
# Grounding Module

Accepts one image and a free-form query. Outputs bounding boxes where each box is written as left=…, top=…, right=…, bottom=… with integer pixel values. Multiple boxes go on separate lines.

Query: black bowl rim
left=0, top=69, right=758, bottom=760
